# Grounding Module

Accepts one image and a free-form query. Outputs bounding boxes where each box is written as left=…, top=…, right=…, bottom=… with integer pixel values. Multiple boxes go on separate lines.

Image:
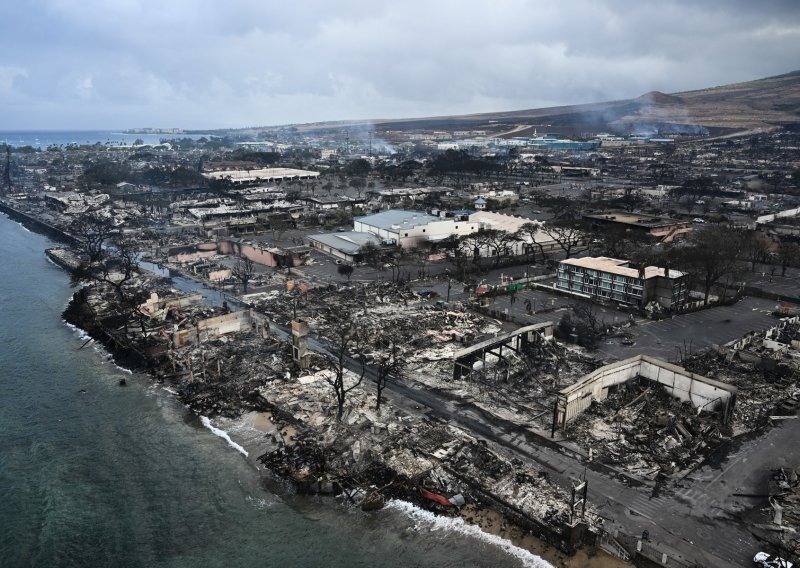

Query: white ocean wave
left=63, top=321, right=91, bottom=341
left=385, top=500, right=554, bottom=568
left=200, top=416, right=249, bottom=457
left=63, top=320, right=136, bottom=378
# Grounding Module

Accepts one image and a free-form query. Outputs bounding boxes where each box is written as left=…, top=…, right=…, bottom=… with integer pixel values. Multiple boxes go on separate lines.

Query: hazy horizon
left=1, top=0, right=798, bottom=131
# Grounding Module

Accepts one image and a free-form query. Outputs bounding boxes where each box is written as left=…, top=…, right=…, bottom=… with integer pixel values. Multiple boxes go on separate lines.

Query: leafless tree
left=382, top=249, right=406, bottom=283
left=674, top=225, right=745, bottom=305
left=409, top=242, right=435, bottom=278
left=778, top=241, right=800, bottom=276
left=232, top=256, right=255, bottom=293
left=72, top=236, right=139, bottom=302
left=542, top=219, right=588, bottom=259
left=70, top=212, right=116, bottom=262
left=742, top=231, right=772, bottom=272
left=555, top=301, right=607, bottom=349
left=370, top=326, right=406, bottom=412
left=323, top=314, right=368, bottom=422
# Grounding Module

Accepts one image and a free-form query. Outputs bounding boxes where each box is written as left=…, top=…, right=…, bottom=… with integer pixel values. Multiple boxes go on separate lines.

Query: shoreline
left=3, top=208, right=629, bottom=567
left=59, top=278, right=629, bottom=568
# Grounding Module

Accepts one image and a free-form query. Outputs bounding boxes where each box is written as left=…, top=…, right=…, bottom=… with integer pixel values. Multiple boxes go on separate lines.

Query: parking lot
left=596, top=296, right=788, bottom=361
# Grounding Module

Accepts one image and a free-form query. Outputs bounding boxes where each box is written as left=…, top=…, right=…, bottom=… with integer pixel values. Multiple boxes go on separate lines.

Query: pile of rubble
left=67, top=276, right=603, bottom=551
left=254, top=361, right=599, bottom=539
left=561, top=322, right=800, bottom=480
left=752, top=467, right=800, bottom=560
left=683, top=330, right=800, bottom=433
left=253, top=281, right=501, bottom=369
left=432, top=444, right=583, bottom=531
left=169, top=334, right=293, bottom=417
left=564, top=379, right=729, bottom=478
left=413, top=339, right=598, bottom=432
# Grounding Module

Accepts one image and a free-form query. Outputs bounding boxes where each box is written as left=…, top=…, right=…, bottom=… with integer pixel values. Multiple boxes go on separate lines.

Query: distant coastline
left=122, top=128, right=186, bottom=135
left=0, top=130, right=209, bottom=148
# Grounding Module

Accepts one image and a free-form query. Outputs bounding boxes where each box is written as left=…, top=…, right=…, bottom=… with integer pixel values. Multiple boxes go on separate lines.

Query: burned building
left=583, top=211, right=692, bottom=242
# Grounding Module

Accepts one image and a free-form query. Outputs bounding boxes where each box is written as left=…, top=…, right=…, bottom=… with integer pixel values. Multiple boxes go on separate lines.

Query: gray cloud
left=0, top=0, right=797, bottom=129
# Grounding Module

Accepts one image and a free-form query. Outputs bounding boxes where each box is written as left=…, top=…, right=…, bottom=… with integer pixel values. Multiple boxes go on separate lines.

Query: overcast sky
left=0, top=0, right=798, bottom=130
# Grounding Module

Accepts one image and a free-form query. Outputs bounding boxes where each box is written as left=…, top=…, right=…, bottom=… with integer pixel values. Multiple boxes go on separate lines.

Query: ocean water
left=0, top=131, right=207, bottom=149
left=0, top=213, right=552, bottom=568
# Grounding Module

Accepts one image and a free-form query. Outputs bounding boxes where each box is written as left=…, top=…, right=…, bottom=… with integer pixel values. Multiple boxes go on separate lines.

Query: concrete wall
left=208, top=269, right=231, bottom=283
left=169, top=240, right=304, bottom=268
left=728, top=316, right=800, bottom=350
left=757, top=206, right=800, bottom=225
left=173, top=310, right=253, bottom=347
left=218, top=240, right=284, bottom=268
left=140, top=293, right=204, bottom=318
left=554, top=355, right=737, bottom=430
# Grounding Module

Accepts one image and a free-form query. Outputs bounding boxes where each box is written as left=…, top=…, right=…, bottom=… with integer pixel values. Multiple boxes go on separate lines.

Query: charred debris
left=62, top=274, right=602, bottom=552
left=561, top=319, right=800, bottom=480
left=58, top=243, right=800, bottom=555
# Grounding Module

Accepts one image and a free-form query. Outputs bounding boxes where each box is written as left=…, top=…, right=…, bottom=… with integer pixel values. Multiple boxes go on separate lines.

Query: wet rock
left=361, top=491, right=386, bottom=511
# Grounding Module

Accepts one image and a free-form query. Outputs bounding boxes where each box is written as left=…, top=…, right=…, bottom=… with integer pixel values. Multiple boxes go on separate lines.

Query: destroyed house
left=556, top=257, right=687, bottom=309
left=301, top=195, right=363, bottom=210
left=553, top=355, right=737, bottom=431
left=583, top=211, right=691, bottom=242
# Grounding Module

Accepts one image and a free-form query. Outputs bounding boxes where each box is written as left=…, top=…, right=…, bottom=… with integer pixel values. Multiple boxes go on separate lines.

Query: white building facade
left=353, top=209, right=481, bottom=248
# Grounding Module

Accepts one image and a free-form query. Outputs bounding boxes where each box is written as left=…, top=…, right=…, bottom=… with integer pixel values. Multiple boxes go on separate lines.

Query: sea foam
left=385, top=500, right=554, bottom=568
left=200, top=416, right=249, bottom=457
left=63, top=321, right=91, bottom=341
